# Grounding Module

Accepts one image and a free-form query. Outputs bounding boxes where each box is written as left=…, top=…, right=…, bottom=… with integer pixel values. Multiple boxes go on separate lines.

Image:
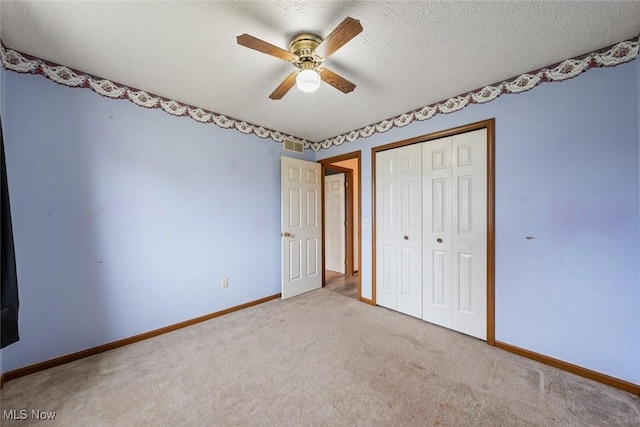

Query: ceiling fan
left=237, top=17, right=363, bottom=100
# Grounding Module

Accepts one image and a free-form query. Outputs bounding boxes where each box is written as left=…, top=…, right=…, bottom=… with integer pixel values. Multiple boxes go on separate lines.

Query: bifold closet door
left=422, top=129, right=487, bottom=340
left=375, top=144, right=422, bottom=318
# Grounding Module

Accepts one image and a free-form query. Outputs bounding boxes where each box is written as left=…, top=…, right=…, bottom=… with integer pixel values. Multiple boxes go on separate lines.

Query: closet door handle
left=403, top=235, right=409, bottom=240
left=436, top=238, right=443, bottom=243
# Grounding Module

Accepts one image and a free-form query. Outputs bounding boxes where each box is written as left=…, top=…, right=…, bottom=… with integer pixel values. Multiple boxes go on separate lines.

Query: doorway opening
left=319, top=151, right=361, bottom=300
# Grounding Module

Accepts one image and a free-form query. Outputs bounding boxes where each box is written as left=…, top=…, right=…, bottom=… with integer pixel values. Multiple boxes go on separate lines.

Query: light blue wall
left=317, top=60, right=640, bottom=385
left=1, top=70, right=312, bottom=373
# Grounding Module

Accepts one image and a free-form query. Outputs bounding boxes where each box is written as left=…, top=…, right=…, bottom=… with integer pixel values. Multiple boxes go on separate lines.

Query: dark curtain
left=1, top=117, right=19, bottom=348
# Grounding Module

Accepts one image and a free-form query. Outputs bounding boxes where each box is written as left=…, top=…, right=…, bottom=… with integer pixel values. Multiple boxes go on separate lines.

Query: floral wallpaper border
left=2, top=35, right=638, bottom=152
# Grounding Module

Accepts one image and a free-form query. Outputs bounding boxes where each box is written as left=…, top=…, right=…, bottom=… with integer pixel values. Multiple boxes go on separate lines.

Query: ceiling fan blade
left=318, top=67, right=356, bottom=94
left=237, top=34, right=297, bottom=62
left=269, top=72, right=298, bottom=100
left=316, top=17, right=363, bottom=58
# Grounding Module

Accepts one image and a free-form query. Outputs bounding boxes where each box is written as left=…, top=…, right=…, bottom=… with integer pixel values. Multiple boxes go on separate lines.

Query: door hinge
left=344, top=259, right=348, bottom=265
left=345, top=181, right=349, bottom=188
left=344, top=220, right=348, bottom=226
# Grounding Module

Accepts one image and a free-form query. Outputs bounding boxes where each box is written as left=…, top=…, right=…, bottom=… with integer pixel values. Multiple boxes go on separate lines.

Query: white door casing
left=281, top=156, right=322, bottom=299
left=375, top=144, right=423, bottom=318
left=324, top=173, right=346, bottom=273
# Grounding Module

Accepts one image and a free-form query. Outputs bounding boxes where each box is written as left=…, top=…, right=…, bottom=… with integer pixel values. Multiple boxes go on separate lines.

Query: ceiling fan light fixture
left=296, top=69, right=321, bottom=93
left=237, top=17, right=362, bottom=99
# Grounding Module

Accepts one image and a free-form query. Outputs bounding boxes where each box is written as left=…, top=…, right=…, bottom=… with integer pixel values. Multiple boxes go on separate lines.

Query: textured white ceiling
left=2, top=1, right=640, bottom=142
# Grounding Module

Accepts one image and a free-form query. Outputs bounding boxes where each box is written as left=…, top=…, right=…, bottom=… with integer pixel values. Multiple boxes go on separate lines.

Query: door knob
left=282, top=231, right=292, bottom=237
left=403, top=235, right=409, bottom=240
left=437, top=238, right=443, bottom=243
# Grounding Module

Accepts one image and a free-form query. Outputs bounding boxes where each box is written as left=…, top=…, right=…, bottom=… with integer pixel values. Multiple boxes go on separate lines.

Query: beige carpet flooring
left=1, top=288, right=639, bottom=426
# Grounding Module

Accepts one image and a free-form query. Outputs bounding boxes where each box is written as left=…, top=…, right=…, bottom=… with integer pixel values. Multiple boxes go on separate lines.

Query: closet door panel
left=396, top=144, right=422, bottom=318
left=376, top=150, right=398, bottom=310
left=423, top=137, right=453, bottom=327
left=451, top=129, right=487, bottom=340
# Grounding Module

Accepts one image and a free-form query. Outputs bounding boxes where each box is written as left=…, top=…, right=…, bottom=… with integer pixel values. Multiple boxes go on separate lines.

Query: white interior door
left=324, top=173, right=346, bottom=273
left=281, top=156, right=322, bottom=299
left=422, top=129, right=487, bottom=339
left=376, top=144, right=423, bottom=318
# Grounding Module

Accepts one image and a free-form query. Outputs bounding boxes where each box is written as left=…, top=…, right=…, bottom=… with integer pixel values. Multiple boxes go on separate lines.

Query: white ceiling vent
left=283, top=139, right=304, bottom=154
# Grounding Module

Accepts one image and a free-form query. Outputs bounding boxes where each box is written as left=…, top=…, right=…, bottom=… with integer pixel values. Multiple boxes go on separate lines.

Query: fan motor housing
left=289, top=33, right=323, bottom=69
left=289, top=33, right=322, bottom=55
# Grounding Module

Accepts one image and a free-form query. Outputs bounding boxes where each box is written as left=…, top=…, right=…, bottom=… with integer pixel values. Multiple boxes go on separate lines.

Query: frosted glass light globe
left=296, top=69, right=321, bottom=93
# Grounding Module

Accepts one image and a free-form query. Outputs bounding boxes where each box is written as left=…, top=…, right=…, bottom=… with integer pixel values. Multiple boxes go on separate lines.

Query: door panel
left=432, top=179, right=446, bottom=232
left=307, top=189, right=318, bottom=226
left=289, top=240, right=301, bottom=280
left=281, top=156, right=322, bottom=299
left=432, top=250, right=447, bottom=305
left=306, top=238, right=318, bottom=275
left=382, top=184, right=393, bottom=228
left=382, top=244, right=394, bottom=292
left=457, top=253, right=474, bottom=313
left=289, top=188, right=301, bottom=227
left=457, top=176, right=473, bottom=233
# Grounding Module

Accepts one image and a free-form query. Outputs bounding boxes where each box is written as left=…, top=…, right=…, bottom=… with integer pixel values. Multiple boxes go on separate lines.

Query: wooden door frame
left=371, top=119, right=495, bottom=345
left=318, top=151, right=362, bottom=301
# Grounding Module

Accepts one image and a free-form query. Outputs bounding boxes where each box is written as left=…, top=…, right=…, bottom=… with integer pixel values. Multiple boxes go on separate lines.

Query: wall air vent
left=283, top=139, right=304, bottom=154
